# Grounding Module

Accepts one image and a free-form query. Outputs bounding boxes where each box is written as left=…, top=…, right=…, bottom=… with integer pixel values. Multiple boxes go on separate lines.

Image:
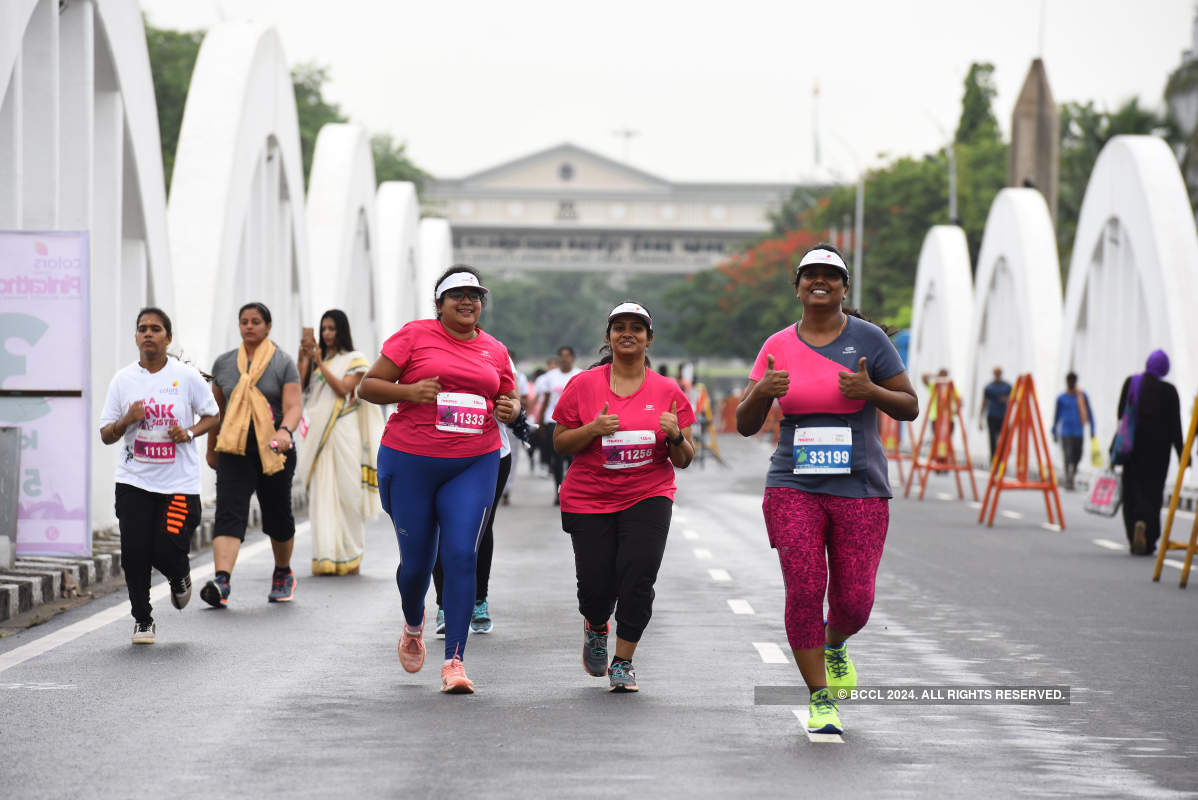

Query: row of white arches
left=909, top=135, right=1198, bottom=474
left=2, top=2, right=449, bottom=527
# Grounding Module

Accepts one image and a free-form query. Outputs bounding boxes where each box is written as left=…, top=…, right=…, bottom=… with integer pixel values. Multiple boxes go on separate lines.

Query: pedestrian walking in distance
left=203, top=302, right=304, bottom=607
left=98, top=308, right=219, bottom=644
left=979, top=366, right=1011, bottom=463
left=1115, top=350, right=1183, bottom=556
left=737, top=244, right=918, bottom=736
left=359, top=265, right=520, bottom=693
left=1052, top=372, right=1094, bottom=491
left=552, top=301, right=696, bottom=692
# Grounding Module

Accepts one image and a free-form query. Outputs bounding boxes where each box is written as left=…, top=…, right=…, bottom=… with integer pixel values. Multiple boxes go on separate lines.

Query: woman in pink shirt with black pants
left=552, top=302, right=696, bottom=692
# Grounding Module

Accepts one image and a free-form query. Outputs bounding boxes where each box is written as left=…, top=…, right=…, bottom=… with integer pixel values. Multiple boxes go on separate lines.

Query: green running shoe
left=470, top=598, right=493, bottom=634
left=435, top=607, right=446, bottom=639
left=807, top=688, right=843, bottom=734
left=825, top=643, right=856, bottom=692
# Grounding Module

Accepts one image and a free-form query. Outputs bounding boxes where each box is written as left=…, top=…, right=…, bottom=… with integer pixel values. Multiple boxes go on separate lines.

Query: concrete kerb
left=0, top=487, right=308, bottom=625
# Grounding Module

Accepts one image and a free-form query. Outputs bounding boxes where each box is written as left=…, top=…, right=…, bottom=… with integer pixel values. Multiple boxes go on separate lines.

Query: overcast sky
left=140, top=0, right=1197, bottom=184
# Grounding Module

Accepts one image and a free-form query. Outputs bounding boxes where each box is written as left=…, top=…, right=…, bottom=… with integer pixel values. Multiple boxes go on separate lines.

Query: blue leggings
left=378, top=445, right=499, bottom=661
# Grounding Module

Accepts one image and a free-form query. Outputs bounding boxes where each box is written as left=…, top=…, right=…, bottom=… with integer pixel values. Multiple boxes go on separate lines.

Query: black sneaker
left=169, top=574, right=192, bottom=610
left=268, top=570, right=296, bottom=602
left=200, top=575, right=229, bottom=608
left=582, top=620, right=608, bottom=677
left=132, top=620, right=156, bottom=645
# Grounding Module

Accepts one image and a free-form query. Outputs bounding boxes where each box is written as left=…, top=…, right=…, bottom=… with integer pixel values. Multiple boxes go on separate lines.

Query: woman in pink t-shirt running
left=552, top=302, right=697, bottom=692
left=737, top=244, right=918, bottom=735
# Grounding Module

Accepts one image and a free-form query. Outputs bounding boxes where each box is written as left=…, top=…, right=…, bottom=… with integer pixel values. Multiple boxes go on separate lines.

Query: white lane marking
left=682, top=529, right=700, bottom=540
left=0, top=524, right=305, bottom=675
left=752, top=641, right=789, bottom=664
left=1093, top=538, right=1124, bottom=551
left=708, top=568, right=731, bottom=582
left=968, top=501, right=982, bottom=510
left=693, top=548, right=713, bottom=560
left=1000, top=510, right=1024, bottom=520
left=936, top=492, right=953, bottom=501
left=674, top=512, right=688, bottom=523
left=727, top=599, right=755, bottom=615
left=1040, top=523, right=1061, bottom=532
left=1164, top=559, right=1186, bottom=571
left=792, top=709, right=844, bottom=744
left=1175, top=510, right=1194, bottom=520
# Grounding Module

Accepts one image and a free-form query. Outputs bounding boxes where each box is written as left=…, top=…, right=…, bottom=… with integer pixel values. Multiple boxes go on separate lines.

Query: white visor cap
left=435, top=271, right=489, bottom=300
left=796, top=248, right=850, bottom=281
left=608, top=302, right=653, bottom=330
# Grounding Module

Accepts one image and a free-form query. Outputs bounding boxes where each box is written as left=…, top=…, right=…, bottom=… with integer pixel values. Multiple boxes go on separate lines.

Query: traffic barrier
left=878, top=412, right=906, bottom=484
left=1155, top=392, right=1198, bottom=588
left=904, top=378, right=978, bottom=500
left=978, top=374, right=1065, bottom=529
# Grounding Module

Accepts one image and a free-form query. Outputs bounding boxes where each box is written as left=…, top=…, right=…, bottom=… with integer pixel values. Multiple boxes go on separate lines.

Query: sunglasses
left=444, top=288, right=485, bottom=301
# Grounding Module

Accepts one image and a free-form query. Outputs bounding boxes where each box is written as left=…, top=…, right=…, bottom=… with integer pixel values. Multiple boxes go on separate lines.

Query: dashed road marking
left=1000, top=510, right=1024, bottom=520
left=727, top=599, right=755, bottom=615
left=792, top=709, right=845, bottom=744
left=1040, top=523, right=1062, bottom=532
left=1093, top=538, right=1124, bottom=551
left=682, top=529, right=700, bottom=540
left=752, top=642, right=788, bottom=664
left=968, top=501, right=982, bottom=510
left=936, top=492, right=953, bottom=501
left=708, top=568, right=732, bottom=582
left=693, top=548, right=713, bottom=560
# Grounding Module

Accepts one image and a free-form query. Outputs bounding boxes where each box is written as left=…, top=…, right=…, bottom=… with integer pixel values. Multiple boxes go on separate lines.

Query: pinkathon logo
left=34, top=241, right=48, bottom=256
left=45, top=526, right=60, bottom=541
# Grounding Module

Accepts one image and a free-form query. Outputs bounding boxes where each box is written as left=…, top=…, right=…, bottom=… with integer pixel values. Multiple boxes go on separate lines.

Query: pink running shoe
left=440, top=656, right=474, bottom=694
left=398, top=623, right=426, bottom=673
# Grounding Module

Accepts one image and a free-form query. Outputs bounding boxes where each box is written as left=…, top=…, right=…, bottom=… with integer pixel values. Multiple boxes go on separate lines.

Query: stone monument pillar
left=1008, top=58, right=1059, bottom=220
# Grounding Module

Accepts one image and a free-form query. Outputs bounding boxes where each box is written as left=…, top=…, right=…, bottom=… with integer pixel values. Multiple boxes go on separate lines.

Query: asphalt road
left=1, top=437, right=1195, bottom=799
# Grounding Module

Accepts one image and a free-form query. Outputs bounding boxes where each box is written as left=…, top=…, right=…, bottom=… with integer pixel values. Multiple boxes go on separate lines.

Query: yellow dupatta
left=215, top=338, right=287, bottom=475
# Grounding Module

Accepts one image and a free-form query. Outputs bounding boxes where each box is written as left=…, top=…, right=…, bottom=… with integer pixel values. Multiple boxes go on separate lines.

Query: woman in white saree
left=297, top=310, right=384, bottom=575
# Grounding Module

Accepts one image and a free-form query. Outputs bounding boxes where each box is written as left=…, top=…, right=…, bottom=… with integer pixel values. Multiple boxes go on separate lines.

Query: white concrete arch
left=1, top=0, right=174, bottom=533
left=1060, top=135, right=1198, bottom=451
left=418, top=217, right=453, bottom=321
left=306, top=123, right=380, bottom=355
left=375, top=181, right=421, bottom=339
left=966, top=188, right=1062, bottom=423
left=908, top=225, right=974, bottom=399
left=168, top=22, right=309, bottom=368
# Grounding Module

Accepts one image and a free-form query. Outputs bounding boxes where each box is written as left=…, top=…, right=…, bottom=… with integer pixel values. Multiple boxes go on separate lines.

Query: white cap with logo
left=796, top=248, right=850, bottom=281
left=435, top=271, right=489, bottom=300
left=607, top=302, right=653, bottom=330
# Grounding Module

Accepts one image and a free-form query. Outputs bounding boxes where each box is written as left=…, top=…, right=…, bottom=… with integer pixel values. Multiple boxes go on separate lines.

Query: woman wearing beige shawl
left=297, top=310, right=383, bottom=575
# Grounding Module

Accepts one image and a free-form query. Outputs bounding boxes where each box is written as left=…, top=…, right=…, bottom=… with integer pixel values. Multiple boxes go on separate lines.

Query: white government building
left=423, top=143, right=795, bottom=275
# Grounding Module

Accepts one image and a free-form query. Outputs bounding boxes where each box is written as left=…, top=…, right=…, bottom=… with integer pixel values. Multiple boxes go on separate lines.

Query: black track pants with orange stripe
left=114, top=483, right=200, bottom=624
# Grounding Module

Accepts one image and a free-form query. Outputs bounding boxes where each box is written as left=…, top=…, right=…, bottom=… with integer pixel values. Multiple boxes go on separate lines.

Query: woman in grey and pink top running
left=737, top=243, right=918, bottom=735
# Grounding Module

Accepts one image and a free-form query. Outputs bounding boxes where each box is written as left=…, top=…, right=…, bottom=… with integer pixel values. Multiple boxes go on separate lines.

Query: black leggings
left=213, top=424, right=297, bottom=542
left=115, top=484, right=200, bottom=624
left=434, top=453, right=512, bottom=606
left=562, top=496, right=672, bottom=643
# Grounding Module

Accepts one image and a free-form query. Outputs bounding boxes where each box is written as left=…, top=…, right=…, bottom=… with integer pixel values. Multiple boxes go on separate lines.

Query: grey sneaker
left=608, top=659, right=638, bottom=692
left=169, top=573, right=192, bottom=610
left=582, top=620, right=608, bottom=677
left=268, top=570, right=295, bottom=602
left=470, top=598, right=493, bottom=634
left=435, top=607, right=446, bottom=638
left=132, top=620, right=156, bottom=645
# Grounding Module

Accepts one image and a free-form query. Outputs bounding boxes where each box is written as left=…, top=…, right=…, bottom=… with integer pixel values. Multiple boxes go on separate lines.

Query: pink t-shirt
left=749, top=327, right=865, bottom=416
left=553, top=365, right=697, bottom=514
left=379, top=319, right=515, bottom=458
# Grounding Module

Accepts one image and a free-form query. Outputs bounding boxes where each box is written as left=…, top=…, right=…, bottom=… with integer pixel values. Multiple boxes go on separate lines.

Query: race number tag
left=436, top=392, right=487, bottom=434
left=793, top=427, right=852, bottom=475
left=133, top=428, right=176, bottom=464
left=602, top=430, right=656, bottom=470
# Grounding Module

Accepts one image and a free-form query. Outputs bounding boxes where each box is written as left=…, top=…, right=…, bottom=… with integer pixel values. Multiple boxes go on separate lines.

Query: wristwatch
left=280, top=425, right=293, bottom=436
left=185, top=429, right=194, bottom=442
left=668, top=432, right=685, bottom=447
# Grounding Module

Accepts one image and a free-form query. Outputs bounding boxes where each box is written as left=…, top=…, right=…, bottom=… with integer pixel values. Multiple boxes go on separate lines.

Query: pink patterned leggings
left=762, top=488, right=889, bottom=650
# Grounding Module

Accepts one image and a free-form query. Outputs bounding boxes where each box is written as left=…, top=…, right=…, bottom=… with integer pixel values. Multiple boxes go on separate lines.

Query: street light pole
left=852, top=173, right=864, bottom=309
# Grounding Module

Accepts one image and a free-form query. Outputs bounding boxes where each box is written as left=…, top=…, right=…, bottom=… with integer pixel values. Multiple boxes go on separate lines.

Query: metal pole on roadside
left=852, top=172, right=864, bottom=309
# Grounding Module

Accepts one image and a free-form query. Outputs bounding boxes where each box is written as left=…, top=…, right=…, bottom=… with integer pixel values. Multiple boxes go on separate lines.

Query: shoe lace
left=811, top=692, right=837, bottom=716
left=610, top=661, right=633, bottom=681
left=473, top=600, right=489, bottom=618
left=136, top=621, right=153, bottom=633
left=826, top=647, right=850, bottom=679
left=444, top=657, right=466, bottom=679
left=585, top=624, right=607, bottom=655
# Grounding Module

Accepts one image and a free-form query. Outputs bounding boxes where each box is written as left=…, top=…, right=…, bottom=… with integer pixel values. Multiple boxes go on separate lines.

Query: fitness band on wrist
left=668, top=432, right=685, bottom=447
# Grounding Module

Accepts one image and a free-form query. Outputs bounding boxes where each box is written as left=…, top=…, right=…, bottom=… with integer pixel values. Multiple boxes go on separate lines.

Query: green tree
left=292, top=63, right=349, bottom=185
left=371, top=133, right=430, bottom=193
left=144, top=21, right=203, bottom=192
left=956, top=62, right=1000, bottom=145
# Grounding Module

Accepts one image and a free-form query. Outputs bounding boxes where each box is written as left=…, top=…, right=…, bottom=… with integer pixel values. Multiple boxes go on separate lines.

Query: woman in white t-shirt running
left=99, top=308, right=219, bottom=644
